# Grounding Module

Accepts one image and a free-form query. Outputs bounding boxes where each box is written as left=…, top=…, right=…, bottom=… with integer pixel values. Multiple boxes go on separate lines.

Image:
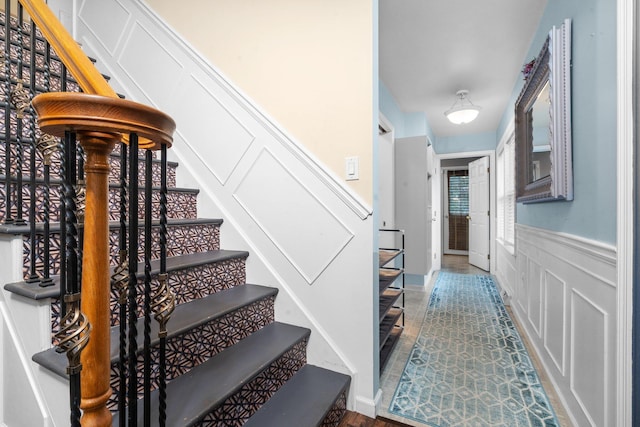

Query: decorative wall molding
left=615, top=0, right=635, bottom=424
left=509, top=224, right=617, bottom=427
left=72, top=0, right=377, bottom=413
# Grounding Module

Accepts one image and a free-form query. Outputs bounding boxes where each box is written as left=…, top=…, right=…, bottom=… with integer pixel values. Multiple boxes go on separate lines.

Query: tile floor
left=378, top=255, right=573, bottom=427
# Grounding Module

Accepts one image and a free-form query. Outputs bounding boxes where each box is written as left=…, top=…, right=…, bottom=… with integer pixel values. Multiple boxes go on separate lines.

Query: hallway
left=378, top=255, right=572, bottom=426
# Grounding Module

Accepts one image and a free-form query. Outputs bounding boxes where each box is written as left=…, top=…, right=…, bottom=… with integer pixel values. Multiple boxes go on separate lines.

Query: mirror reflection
left=529, top=81, right=551, bottom=181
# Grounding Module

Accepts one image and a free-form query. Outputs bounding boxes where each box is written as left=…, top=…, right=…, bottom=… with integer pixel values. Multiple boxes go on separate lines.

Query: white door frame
left=442, top=166, right=469, bottom=255
left=616, top=0, right=634, bottom=423
left=433, top=150, right=495, bottom=272
left=377, top=113, right=395, bottom=249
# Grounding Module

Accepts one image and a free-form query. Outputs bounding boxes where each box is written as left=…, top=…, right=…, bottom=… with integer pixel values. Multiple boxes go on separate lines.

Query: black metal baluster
left=3, top=0, right=13, bottom=224
left=25, top=20, right=38, bottom=283
left=152, top=143, right=174, bottom=427
left=10, top=4, right=26, bottom=226
left=36, top=38, right=55, bottom=287
left=75, top=145, right=85, bottom=291
left=127, top=133, right=139, bottom=426
left=143, top=149, right=153, bottom=426
left=111, top=141, right=129, bottom=427
left=55, top=131, right=88, bottom=427
left=58, top=62, right=69, bottom=315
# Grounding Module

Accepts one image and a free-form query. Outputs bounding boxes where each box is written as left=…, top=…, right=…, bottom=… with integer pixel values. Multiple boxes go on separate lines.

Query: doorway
left=443, top=168, right=469, bottom=255
left=433, top=151, right=495, bottom=272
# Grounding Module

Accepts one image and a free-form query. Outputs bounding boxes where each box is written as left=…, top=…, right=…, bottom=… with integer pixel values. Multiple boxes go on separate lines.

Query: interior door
left=468, top=157, right=490, bottom=271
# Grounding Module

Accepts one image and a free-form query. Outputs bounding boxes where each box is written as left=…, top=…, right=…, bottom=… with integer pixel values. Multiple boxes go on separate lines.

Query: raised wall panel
left=79, top=0, right=129, bottom=54
left=234, top=149, right=354, bottom=284
left=516, top=251, right=528, bottom=314
left=543, top=271, right=566, bottom=374
left=527, top=259, right=542, bottom=337
left=171, top=75, right=255, bottom=185
left=118, top=22, right=184, bottom=107
left=571, top=290, right=608, bottom=427
left=510, top=224, right=616, bottom=427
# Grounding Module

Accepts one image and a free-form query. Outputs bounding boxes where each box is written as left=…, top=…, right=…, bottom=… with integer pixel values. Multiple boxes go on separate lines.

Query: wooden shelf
left=379, top=308, right=403, bottom=350
left=379, top=289, right=402, bottom=322
left=379, top=327, right=402, bottom=373
left=379, top=268, right=402, bottom=292
left=379, top=249, right=402, bottom=268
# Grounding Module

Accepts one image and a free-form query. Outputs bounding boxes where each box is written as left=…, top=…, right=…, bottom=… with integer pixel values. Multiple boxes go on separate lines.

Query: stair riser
left=21, top=222, right=220, bottom=278
left=197, top=339, right=308, bottom=427
left=0, top=142, right=178, bottom=188
left=0, top=182, right=196, bottom=223
left=50, top=257, right=247, bottom=332
left=107, top=295, right=276, bottom=410
left=321, top=392, right=348, bottom=427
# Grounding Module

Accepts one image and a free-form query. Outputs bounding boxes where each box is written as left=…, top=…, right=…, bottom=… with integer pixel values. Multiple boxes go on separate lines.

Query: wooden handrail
left=18, top=0, right=117, bottom=98
left=19, top=2, right=175, bottom=426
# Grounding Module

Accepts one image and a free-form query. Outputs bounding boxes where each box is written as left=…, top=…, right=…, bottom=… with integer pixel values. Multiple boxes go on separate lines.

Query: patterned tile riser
left=0, top=142, right=177, bottom=188
left=21, top=223, right=220, bottom=279
left=106, top=296, right=276, bottom=410
left=321, top=391, right=348, bottom=427
left=195, top=340, right=308, bottom=427
left=0, top=182, right=196, bottom=223
left=108, top=189, right=198, bottom=221
left=50, top=258, right=247, bottom=333
left=107, top=155, right=177, bottom=188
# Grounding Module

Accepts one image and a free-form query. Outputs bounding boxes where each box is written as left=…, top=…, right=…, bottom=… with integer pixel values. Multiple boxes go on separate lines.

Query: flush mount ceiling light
left=444, top=90, right=481, bottom=124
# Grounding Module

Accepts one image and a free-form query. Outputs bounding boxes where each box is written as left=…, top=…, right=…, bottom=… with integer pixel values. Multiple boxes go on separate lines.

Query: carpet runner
left=389, top=272, right=559, bottom=426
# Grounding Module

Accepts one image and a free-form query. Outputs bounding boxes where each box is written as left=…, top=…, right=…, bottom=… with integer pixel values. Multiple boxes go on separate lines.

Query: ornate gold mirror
left=515, top=19, right=573, bottom=203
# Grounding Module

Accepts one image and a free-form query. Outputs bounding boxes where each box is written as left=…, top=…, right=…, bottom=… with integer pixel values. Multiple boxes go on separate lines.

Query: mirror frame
left=515, top=19, right=573, bottom=203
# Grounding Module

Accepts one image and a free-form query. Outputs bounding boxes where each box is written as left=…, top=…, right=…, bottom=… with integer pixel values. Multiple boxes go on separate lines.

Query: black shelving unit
left=378, top=229, right=405, bottom=373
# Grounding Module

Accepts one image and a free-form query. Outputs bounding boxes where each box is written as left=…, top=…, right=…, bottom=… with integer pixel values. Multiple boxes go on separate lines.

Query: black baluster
left=3, top=0, right=13, bottom=224
left=143, top=149, right=153, bottom=426
left=37, top=38, right=54, bottom=288
left=112, top=141, right=128, bottom=427
left=11, top=4, right=25, bottom=226
left=152, top=143, right=174, bottom=427
left=55, top=131, right=86, bottom=427
left=58, top=64, right=69, bottom=316
left=127, top=133, right=139, bottom=426
left=25, top=20, right=38, bottom=283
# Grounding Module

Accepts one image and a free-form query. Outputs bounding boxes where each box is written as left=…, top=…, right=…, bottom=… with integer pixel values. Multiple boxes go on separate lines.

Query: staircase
left=0, top=3, right=350, bottom=426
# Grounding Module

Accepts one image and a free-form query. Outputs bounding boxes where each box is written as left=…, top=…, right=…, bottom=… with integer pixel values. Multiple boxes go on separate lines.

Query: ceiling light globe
left=446, top=107, right=480, bottom=124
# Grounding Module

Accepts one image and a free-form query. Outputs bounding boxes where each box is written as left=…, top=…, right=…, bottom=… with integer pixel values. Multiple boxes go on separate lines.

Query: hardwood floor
left=338, top=411, right=413, bottom=427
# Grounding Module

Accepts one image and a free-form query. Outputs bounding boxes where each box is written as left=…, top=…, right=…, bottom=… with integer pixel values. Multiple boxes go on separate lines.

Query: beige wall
left=146, top=0, right=374, bottom=204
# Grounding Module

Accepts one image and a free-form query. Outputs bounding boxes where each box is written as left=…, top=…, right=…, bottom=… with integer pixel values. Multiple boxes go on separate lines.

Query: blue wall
left=434, top=131, right=497, bottom=155
left=379, top=81, right=435, bottom=141
left=499, top=0, right=617, bottom=244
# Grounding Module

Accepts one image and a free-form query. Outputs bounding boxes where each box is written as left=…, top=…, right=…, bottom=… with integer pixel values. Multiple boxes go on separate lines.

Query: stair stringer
left=67, top=0, right=380, bottom=417
left=0, top=234, right=62, bottom=427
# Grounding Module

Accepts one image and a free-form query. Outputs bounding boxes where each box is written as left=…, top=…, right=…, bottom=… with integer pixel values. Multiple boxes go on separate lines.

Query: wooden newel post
left=77, top=132, right=119, bottom=426
left=31, top=93, right=175, bottom=427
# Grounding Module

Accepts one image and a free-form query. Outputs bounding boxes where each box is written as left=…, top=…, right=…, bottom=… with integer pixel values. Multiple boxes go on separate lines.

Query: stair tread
left=243, top=364, right=350, bottom=427
left=113, top=322, right=311, bottom=426
left=5, top=249, right=248, bottom=300
left=33, top=284, right=277, bottom=378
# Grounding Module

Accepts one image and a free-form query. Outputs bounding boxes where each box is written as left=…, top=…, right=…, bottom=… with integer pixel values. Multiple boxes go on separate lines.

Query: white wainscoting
left=506, top=224, right=617, bottom=427
left=68, top=0, right=378, bottom=415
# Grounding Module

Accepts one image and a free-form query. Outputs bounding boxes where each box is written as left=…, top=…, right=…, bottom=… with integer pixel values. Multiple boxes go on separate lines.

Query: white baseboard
left=354, top=389, right=381, bottom=419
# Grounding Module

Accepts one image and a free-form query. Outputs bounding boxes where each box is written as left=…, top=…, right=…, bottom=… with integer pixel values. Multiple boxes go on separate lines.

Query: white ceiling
left=379, top=0, right=547, bottom=138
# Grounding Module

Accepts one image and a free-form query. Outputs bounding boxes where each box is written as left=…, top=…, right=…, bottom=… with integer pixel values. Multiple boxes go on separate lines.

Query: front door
left=468, top=157, right=490, bottom=271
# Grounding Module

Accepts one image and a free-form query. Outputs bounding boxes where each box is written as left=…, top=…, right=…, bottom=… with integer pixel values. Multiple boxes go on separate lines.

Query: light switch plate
left=345, top=156, right=359, bottom=181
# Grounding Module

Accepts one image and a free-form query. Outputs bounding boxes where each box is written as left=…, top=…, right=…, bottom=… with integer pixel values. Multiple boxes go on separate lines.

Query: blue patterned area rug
left=389, top=272, right=559, bottom=426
